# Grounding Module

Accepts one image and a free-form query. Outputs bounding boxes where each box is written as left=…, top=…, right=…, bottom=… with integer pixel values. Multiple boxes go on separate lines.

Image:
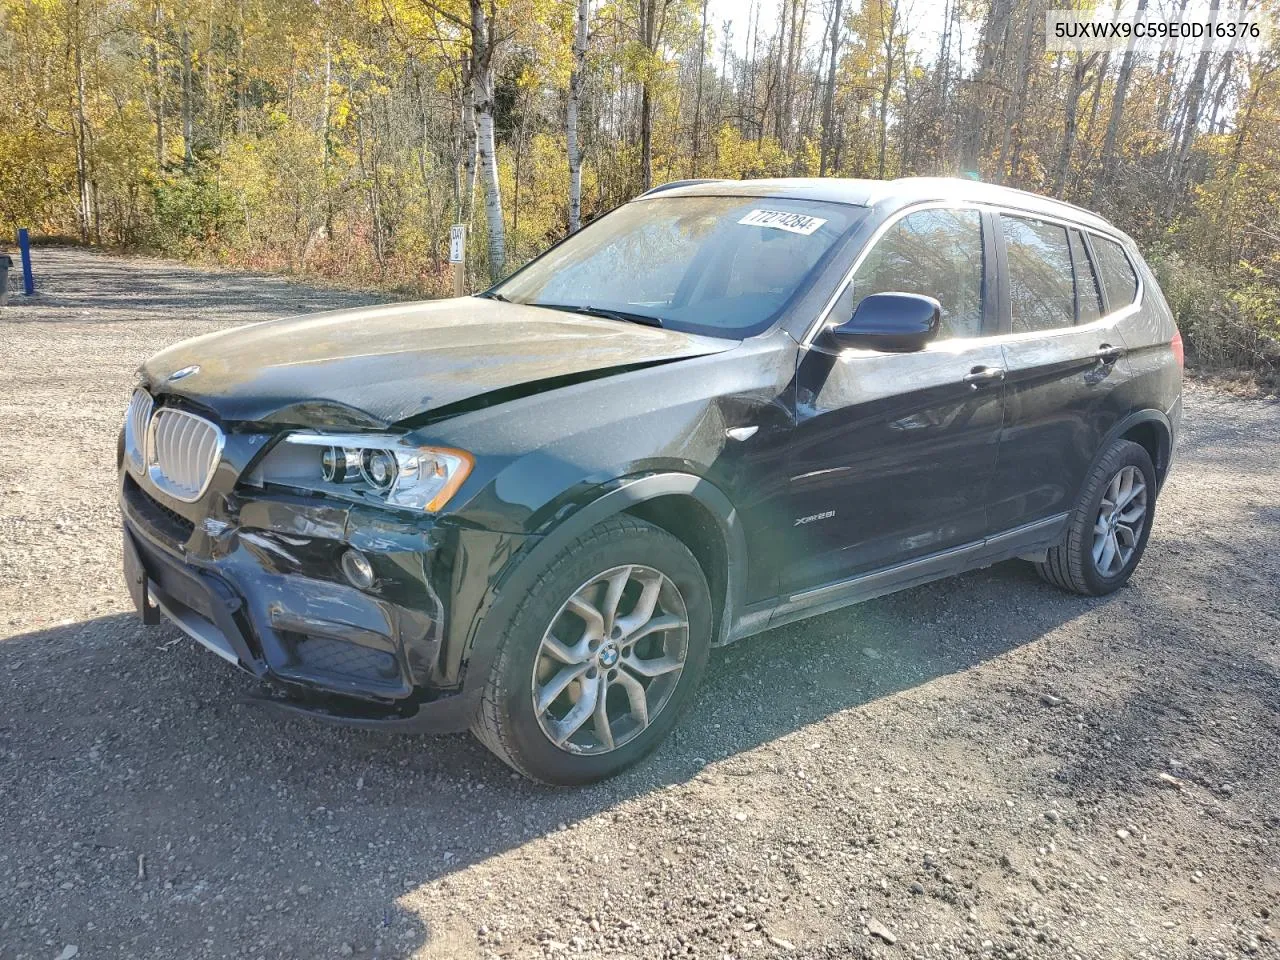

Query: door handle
left=962, top=365, right=1006, bottom=388
left=1095, top=343, right=1126, bottom=363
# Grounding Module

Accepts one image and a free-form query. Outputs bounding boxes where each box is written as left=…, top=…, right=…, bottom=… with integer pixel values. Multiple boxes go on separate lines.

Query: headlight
left=320, top=446, right=362, bottom=483
left=283, top=433, right=474, bottom=512
left=361, top=449, right=398, bottom=491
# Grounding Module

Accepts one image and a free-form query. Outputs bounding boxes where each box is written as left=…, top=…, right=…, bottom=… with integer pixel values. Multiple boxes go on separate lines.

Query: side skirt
left=725, top=513, right=1069, bottom=644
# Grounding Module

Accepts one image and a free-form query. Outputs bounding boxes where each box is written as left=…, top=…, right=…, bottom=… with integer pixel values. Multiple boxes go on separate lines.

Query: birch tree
left=567, top=0, right=589, bottom=231
left=1093, top=0, right=1146, bottom=204
left=468, top=0, right=506, bottom=279
left=1053, top=50, right=1100, bottom=196
left=1165, top=0, right=1221, bottom=215
left=819, top=0, right=843, bottom=175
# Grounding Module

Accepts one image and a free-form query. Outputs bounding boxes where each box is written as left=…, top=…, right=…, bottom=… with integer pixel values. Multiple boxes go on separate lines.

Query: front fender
left=443, top=472, right=747, bottom=693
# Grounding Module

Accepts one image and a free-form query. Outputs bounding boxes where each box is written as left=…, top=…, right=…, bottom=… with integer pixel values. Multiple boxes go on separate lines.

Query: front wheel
left=1035, top=439, right=1157, bottom=596
left=472, top=516, right=712, bottom=785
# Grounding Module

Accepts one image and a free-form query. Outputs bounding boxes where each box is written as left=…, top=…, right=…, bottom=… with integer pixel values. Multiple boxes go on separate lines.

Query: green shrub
left=149, top=168, right=236, bottom=255
left=1147, top=247, right=1280, bottom=370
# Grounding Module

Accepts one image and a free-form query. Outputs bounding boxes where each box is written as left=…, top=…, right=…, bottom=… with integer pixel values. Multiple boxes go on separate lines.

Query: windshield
left=491, top=195, right=864, bottom=338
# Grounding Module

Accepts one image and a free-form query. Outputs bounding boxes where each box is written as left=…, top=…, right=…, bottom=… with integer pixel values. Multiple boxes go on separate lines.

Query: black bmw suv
left=120, top=177, right=1183, bottom=783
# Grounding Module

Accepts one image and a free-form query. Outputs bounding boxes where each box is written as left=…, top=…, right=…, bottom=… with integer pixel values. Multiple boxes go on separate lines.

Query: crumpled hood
left=143, top=297, right=736, bottom=427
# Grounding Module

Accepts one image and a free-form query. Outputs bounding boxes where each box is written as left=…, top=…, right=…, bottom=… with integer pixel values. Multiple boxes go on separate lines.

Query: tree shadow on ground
left=1041, top=517, right=1280, bottom=812
left=0, top=558, right=1119, bottom=958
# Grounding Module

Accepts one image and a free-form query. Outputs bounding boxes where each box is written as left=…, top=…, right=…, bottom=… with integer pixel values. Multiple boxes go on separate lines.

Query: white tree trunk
left=468, top=0, right=504, bottom=280
left=997, top=0, right=1038, bottom=182
left=819, top=0, right=842, bottom=175
left=180, top=27, right=195, bottom=164
left=690, top=0, right=708, bottom=175
left=475, top=78, right=505, bottom=280
left=1165, top=0, right=1219, bottom=214
left=460, top=62, right=478, bottom=224
left=151, top=1, right=164, bottom=169
left=322, top=38, right=334, bottom=236
left=567, top=0, right=589, bottom=232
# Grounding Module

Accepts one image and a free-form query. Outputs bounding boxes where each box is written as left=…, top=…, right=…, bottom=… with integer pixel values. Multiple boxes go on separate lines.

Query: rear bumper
left=1164, top=391, right=1183, bottom=482
left=121, top=476, right=484, bottom=733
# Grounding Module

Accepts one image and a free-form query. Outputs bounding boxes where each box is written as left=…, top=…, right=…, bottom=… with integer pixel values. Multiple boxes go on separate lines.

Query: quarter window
left=849, top=208, right=985, bottom=339
left=1069, top=230, right=1103, bottom=324
left=1091, top=236, right=1139, bottom=312
left=1001, top=216, right=1076, bottom=333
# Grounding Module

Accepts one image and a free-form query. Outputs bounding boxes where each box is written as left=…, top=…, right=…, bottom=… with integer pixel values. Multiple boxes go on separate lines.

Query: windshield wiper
left=535, top=303, right=665, bottom=328
left=479, top=291, right=511, bottom=302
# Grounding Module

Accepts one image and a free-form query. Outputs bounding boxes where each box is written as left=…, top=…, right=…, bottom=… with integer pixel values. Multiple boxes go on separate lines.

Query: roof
left=639, top=176, right=1121, bottom=238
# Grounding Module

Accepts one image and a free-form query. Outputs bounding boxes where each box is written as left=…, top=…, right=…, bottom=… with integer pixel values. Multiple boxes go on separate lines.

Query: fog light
left=341, top=548, right=375, bottom=589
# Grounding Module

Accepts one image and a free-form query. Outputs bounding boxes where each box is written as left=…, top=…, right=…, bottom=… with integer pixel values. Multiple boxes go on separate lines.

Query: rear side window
left=1001, top=216, right=1075, bottom=333
left=1091, top=236, right=1139, bottom=312
left=1069, top=230, right=1103, bottom=324
left=850, top=208, right=985, bottom=339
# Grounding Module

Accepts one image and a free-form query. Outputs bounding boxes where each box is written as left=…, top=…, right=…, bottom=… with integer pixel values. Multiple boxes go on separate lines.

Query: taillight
left=1171, top=327, right=1185, bottom=370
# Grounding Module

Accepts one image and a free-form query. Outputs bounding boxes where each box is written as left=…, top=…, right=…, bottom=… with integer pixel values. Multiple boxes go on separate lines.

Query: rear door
left=988, top=214, right=1134, bottom=532
left=784, top=206, right=1006, bottom=592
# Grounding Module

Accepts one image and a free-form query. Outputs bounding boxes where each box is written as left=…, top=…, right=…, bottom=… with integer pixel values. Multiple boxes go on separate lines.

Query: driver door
left=783, top=206, right=1007, bottom=593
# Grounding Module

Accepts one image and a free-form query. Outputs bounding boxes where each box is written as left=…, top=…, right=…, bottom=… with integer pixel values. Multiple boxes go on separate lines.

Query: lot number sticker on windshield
left=737, top=209, right=828, bottom=235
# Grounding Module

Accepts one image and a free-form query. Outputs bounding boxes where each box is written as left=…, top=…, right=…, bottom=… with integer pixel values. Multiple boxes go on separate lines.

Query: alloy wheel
left=531, top=564, right=690, bottom=755
left=1092, top=465, right=1148, bottom=577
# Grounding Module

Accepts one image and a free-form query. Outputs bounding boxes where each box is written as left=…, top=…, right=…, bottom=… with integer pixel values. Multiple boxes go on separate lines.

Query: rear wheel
left=472, top=516, right=711, bottom=784
left=1035, top=439, right=1157, bottom=596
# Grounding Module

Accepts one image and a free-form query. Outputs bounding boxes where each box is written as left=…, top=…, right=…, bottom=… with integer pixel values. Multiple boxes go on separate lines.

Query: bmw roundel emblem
left=168, top=364, right=200, bottom=382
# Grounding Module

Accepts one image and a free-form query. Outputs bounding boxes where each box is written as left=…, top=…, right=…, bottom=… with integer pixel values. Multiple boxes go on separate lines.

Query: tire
left=471, top=516, right=712, bottom=785
left=1035, top=439, right=1157, bottom=596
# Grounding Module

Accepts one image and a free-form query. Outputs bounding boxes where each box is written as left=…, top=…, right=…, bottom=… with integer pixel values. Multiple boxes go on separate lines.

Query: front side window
left=1091, top=236, right=1140, bottom=312
left=492, top=195, right=863, bottom=338
left=847, top=208, right=985, bottom=339
left=1002, top=216, right=1075, bottom=333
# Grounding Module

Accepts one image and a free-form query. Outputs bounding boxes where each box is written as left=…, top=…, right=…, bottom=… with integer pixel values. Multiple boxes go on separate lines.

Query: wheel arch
left=458, top=473, right=747, bottom=697
left=624, top=493, right=731, bottom=651
left=1108, top=409, right=1173, bottom=488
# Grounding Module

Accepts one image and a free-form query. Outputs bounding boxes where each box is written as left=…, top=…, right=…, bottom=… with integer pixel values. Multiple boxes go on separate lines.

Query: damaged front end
left=118, top=392, right=530, bottom=733
left=118, top=296, right=740, bottom=730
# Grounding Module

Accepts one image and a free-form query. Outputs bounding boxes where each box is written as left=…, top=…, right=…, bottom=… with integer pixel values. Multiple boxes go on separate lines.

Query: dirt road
left=1, top=248, right=1277, bottom=960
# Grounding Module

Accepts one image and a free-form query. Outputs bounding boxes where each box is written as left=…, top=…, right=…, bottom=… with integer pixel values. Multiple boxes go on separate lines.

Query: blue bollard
left=18, top=227, right=34, bottom=295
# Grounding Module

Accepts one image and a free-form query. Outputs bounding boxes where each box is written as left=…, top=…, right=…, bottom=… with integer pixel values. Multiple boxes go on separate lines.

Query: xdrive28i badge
left=168, top=364, right=200, bottom=382
left=794, top=510, right=836, bottom=526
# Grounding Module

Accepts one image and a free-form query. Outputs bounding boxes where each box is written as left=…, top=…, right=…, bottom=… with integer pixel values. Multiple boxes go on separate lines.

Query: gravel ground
left=1, top=247, right=1277, bottom=960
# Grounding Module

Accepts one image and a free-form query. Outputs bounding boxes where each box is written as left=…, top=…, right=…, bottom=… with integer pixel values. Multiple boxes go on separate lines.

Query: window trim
left=802, top=199, right=1144, bottom=348
left=1067, top=228, right=1103, bottom=326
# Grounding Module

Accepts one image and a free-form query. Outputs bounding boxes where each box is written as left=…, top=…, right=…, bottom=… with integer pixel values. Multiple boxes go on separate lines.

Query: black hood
left=143, top=297, right=736, bottom=428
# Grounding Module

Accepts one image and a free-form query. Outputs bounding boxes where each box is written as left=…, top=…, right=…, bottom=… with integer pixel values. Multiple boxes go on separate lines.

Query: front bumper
left=121, top=470, right=485, bottom=732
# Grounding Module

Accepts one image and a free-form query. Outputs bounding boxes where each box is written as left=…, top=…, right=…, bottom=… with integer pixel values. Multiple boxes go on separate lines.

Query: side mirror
left=824, top=292, right=941, bottom=353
